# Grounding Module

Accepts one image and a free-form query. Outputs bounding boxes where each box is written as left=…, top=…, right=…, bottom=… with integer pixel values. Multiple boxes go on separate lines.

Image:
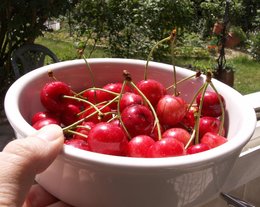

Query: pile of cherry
left=31, top=70, right=227, bottom=158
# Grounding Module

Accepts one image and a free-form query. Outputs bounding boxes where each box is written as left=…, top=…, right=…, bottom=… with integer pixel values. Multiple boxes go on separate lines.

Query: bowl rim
left=4, top=58, right=257, bottom=169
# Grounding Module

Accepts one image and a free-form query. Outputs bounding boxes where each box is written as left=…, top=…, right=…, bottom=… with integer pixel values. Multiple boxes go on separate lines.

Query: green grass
left=35, top=31, right=110, bottom=61
left=230, top=56, right=260, bottom=94
left=36, top=32, right=260, bottom=95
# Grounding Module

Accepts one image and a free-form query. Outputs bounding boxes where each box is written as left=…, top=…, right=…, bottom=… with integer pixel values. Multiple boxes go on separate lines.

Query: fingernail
left=36, top=125, right=63, bottom=141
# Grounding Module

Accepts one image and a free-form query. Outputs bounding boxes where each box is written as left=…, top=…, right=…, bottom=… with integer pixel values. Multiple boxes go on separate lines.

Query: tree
left=0, top=0, right=75, bottom=84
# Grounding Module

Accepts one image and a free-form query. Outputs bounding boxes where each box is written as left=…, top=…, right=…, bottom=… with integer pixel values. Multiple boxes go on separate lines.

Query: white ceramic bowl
left=4, top=58, right=256, bottom=207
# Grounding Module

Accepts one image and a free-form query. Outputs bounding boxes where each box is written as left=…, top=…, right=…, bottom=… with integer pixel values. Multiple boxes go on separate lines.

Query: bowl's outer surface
left=4, top=58, right=256, bottom=207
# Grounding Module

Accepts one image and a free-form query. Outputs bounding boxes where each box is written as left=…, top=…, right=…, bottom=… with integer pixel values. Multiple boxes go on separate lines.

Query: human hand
left=0, top=124, right=71, bottom=207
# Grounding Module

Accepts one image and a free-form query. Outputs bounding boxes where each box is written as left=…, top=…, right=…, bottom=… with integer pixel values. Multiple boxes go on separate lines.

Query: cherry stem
left=195, top=82, right=209, bottom=144
left=117, top=79, right=132, bottom=140
left=209, top=82, right=225, bottom=135
left=77, top=87, right=120, bottom=98
left=144, top=36, right=171, bottom=80
left=66, top=129, right=89, bottom=139
left=82, top=54, right=98, bottom=103
left=170, top=30, right=178, bottom=96
left=47, top=70, right=78, bottom=96
left=166, top=73, right=198, bottom=91
left=62, top=95, right=102, bottom=116
left=128, top=79, right=162, bottom=140
left=48, top=70, right=58, bottom=81
left=62, top=96, right=119, bottom=132
left=185, top=128, right=196, bottom=149
left=186, top=82, right=205, bottom=113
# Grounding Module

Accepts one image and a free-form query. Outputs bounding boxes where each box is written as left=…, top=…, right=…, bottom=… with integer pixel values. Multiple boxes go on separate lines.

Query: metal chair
left=11, top=43, right=59, bottom=79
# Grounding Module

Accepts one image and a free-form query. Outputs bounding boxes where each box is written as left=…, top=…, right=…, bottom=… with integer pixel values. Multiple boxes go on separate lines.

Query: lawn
left=36, top=32, right=260, bottom=95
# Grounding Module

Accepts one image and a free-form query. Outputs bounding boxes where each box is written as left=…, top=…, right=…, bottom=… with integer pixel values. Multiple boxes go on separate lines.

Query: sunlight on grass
left=36, top=32, right=260, bottom=95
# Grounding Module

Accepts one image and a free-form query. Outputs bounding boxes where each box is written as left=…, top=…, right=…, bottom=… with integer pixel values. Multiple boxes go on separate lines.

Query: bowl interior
left=4, top=58, right=256, bottom=167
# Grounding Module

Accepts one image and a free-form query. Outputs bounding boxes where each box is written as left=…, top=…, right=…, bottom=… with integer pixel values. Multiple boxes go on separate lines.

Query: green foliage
left=71, top=0, right=195, bottom=60
left=0, top=0, right=75, bottom=81
left=248, top=31, right=260, bottom=61
left=173, top=33, right=210, bottom=59
left=229, top=26, right=247, bottom=42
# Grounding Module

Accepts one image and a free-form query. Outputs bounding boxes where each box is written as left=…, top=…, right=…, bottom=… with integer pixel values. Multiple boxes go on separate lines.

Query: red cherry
left=186, top=143, right=211, bottom=154
left=80, top=104, right=113, bottom=123
left=119, top=92, right=143, bottom=112
left=200, top=132, right=227, bottom=148
left=31, top=111, right=60, bottom=125
left=109, top=119, right=122, bottom=127
left=32, top=118, right=60, bottom=130
left=181, top=106, right=198, bottom=129
left=65, top=138, right=90, bottom=151
left=199, top=116, right=225, bottom=138
left=156, top=95, right=187, bottom=127
left=135, top=79, right=166, bottom=107
left=196, top=91, right=225, bottom=117
left=149, top=124, right=164, bottom=141
left=88, top=122, right=128, bottom=156
left=82, top=89, right=100, bottom=104
left=147, top=137, right=186, bottom=158
left=40, top=81, right=72, bottom=112
left=121, top=104, right=154, bottom=138
left=98, top=82, right=132, bottom=109
left=127, top=135, right=155, bottom=158
left=162, top=127, right=191, bottom=147
left=73, top=121, right=95, bottom=140
left=61, top=104, right=81, bottom=126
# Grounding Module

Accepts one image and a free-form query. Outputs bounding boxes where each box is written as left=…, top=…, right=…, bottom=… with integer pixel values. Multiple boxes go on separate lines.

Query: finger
left=46, top=201, right=73, bottom=207
left=22, top=184, right=59, bottom=207
left=0, top=125, right=64, bottom=207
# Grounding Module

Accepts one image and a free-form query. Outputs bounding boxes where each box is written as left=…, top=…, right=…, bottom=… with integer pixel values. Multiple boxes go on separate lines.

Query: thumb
left=0, top=124, right=64, bottom=207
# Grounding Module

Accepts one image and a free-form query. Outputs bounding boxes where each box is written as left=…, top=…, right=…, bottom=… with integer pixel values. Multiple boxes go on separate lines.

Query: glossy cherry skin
left=119, top=92, right=143, bottom=112
left=61, top=104, right=81, bottom=126
left=82, top=89, right=100, bottom=104
left=156, top=95, right=187, bottom=127
left=88, top=122, right=129, bottom=156
left=127, top=135, right=155, bottom=158
left=40, top=81, right=72, bottom=112
left=98, top=82, right=132, bottom=109
left=181, top=106, right=198, bottom=129
left=31, top=111, right=60, bottom=125
left=73, top=121, right=96, bottom=140
left=196, top=91, right=225, bottom=117
left=186, top=143, right=211, bottom=154
left=149, top=124, right=164, bottom=141
left=200, top=132, right=227, bottom=148
left=32, top=118, right=60, bottom=130
left=80, top=104, right=113, bottom=123
left=199, top=116, right=225, bottom=138
left=65, top=138, right=90, bottom=151
left=135, top=79, right=166, bottom=107
left=147, top=137, right=186, bottom=158
left=162, top=127, right=191, bottom=147
left=121, top=104, right=154, bottom=138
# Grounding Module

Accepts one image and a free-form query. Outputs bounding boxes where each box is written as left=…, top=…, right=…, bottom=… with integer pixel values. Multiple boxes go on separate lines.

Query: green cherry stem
left=144, top=36, right=171, bottom=80
left=62, top=96, right=119, bottom=132
left=170, top=31, right=178, bottom=96
left=195, top=81, right=209, bottom=144
left=166, top=73, right=199, bottom=91
left=66, top=129, right=89, bottom=139
left=116, top=79, right=132, bottom=140
left=125, top=72, right=162, bottom=140
left=77, top=87, right=119, bottom=97
left=62, top=95, right=102, bottom=116
left=209, top=82, right=225, bottom=135
left=82, top=54, right=98, bottom=103
left=185, top=125, right=196, bottom=149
